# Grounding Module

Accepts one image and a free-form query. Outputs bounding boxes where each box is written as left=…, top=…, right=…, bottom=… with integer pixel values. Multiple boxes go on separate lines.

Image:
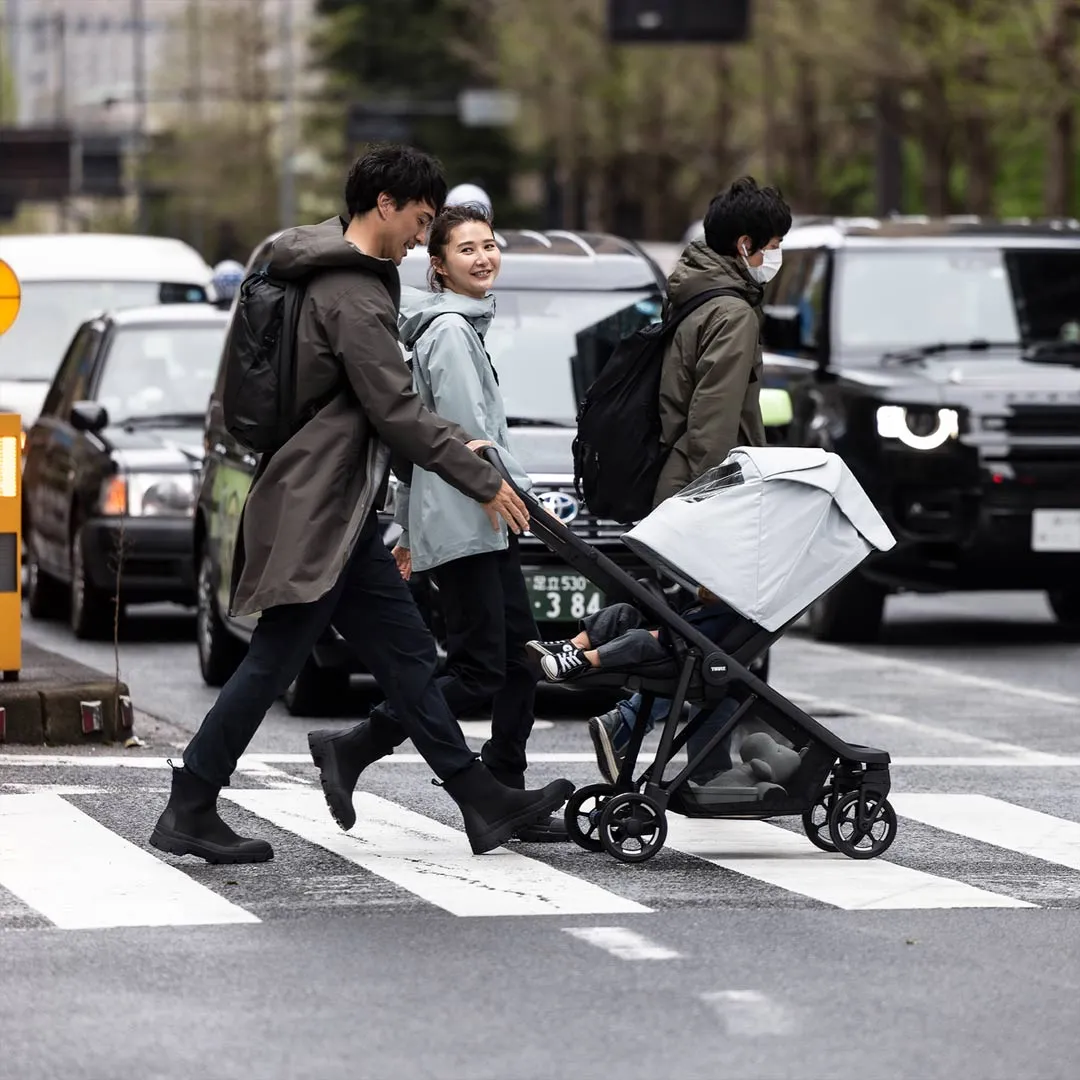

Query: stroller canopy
left=622, top=446, right=896, bottom=632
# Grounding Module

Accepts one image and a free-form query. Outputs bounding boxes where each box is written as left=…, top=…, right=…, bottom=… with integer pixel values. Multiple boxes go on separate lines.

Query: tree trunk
left=1045, top=105, right=1075, bottom=216
left=1042, top=0, right=1080, bottom=216
left=961, top=53, right=994, bottom=215
left=919, top=70, right=953, bottom=215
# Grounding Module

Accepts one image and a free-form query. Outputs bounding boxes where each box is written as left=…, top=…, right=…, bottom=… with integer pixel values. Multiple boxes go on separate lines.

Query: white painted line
left=700, top=990, right=797, bottom=1035
left=859, top=711, right=1062, bottom=762
left=0, top=784, right=107, bottom=795
left=459, top=719, right=553, bottom=739
left=0, top=793, right=259, bottom=930
left=664, top=817, right=1033, bottom=910
left=791, top=637, right=1080, bottom=708
left=223, top=788, right=650, bottom=918
left=563, top=926, right=681, bottom=960
left=891, top=793, right=1080, bottom=871
left=5, top=752, right=1080, bottom=769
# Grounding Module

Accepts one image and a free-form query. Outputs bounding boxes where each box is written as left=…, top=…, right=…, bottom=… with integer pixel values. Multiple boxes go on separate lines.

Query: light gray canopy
left=622, top=446, right=897, bottom=631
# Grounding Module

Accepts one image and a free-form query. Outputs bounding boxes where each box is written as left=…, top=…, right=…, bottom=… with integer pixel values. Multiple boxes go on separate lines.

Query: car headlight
left=876, top=405, right=960, bottom=450
left=100, top=471, right=198, bottom=517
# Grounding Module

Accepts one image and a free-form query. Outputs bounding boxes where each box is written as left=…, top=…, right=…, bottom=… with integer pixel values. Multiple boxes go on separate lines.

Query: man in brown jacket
left=151, top=146, right=572, bottom=861
left=589, top=176, right=792, bottom=785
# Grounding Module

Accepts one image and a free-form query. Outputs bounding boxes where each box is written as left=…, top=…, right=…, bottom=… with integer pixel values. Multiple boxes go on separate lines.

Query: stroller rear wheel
left=565, top=783, right=615, bottom=852
left=599, top=792, right=668, bottom=864
left=828, top=790, right=897, bottom=859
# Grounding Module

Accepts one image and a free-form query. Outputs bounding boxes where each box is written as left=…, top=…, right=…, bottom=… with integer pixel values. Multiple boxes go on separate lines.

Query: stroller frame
left=482, top=449, right=896, bottom=864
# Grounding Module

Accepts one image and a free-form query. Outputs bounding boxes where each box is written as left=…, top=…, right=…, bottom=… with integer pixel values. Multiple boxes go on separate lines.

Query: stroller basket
left=481, top=445, right=898, bottom=865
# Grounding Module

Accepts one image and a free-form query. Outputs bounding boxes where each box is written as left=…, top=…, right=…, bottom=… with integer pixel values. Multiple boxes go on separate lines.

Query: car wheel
left=26, top=540, right=68, bottom=620
left=70, top=525, right=116, bottom=640
left=282, top=656, right=351, bottom=717
left=1047, top=589, right=1080, bottom=629
left=196, top=550, right=246, bottom=687
left=807, top=573, right=886, bottom=644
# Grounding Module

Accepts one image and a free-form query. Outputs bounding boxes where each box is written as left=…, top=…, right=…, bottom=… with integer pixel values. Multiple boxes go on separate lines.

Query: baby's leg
left=580, top=602, right=652, bottom=649
left=592, top=628, right=669, bottom=669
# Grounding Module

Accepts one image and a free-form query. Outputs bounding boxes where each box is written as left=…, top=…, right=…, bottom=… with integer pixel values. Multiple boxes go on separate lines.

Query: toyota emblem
left=538, top=490, right=580, bottom=523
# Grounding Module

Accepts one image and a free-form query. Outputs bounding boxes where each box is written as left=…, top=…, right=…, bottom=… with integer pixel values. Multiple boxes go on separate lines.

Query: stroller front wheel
left=599, top=792, right=668, bottom=864
left=565, top=783, right=616, bottom=852
left=828, top=790, right=898, bottom=859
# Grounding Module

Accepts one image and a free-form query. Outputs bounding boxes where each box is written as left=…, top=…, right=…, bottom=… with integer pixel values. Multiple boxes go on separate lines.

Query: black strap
left=662, top=287, right=745, bottom=335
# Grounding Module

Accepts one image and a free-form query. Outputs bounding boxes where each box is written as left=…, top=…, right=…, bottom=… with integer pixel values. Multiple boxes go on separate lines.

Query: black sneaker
left=526, top=638, right=575, bottom=664
left=541, top=647, right=590, bottom=682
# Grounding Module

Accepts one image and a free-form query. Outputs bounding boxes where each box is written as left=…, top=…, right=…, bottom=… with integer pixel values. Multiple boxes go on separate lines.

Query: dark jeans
left=584, top=601, right=737, bottom=781
left=416, top=534, right=539, bottom=781
left=582, top=602, right=668, bottom=668
left=183, top=511, right=477, bottom=788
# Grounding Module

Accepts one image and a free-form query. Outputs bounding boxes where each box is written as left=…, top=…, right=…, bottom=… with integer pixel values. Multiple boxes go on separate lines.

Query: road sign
left=607, top=0, right=752, bottom=43
left=0, top=260, right=20, bottom=335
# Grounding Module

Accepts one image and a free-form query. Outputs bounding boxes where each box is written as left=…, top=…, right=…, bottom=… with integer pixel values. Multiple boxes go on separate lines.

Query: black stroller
left=484, top=445, right=899, bottom=865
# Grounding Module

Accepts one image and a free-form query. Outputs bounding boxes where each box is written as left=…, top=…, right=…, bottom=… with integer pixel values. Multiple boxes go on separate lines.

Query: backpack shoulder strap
left=663, top=286, right=746, bottom=333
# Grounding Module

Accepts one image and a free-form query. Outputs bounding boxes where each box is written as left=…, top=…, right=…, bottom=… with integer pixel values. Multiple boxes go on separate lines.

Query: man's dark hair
left=703, top=176, right=792, bottom=257
left=426, top=203, right=495, bottom=291
left=344, top=144, right=448, bottom=219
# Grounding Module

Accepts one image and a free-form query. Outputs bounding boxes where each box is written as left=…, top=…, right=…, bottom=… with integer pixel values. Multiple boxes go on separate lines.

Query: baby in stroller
left=528, top=587, right=748, bottom=785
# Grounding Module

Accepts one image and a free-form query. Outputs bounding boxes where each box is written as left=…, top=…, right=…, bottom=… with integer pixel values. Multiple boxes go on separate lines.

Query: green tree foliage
left=311, top=0, right=527, bottom=222
left=463, top=0, right=1080, bottom=235
left=138, top=0, right=281, bottom=261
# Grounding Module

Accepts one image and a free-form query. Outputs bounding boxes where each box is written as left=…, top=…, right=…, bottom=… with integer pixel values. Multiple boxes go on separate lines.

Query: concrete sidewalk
left=0, top=643, right=132, bottom=745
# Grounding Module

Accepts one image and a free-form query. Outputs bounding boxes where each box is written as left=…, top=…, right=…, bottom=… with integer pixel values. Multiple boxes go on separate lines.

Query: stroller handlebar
left=479, top=444, right=528, bottom=499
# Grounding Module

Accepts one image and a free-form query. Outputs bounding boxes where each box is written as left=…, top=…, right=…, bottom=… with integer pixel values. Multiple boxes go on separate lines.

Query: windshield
left=837, top=249, right=1020, bottom=353
left=96, top=324, right=225, bottom=424
left=0, top=280, right=209, bottom=380
left=480, top=290, right=662, bottom=424
left=835, top=246, right=1080, bottom=356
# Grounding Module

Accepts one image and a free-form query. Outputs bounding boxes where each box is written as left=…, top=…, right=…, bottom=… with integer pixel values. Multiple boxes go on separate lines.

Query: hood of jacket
left=667, top=240, right=763, bottom=309
left=398, top=286, right=495, bottom=349
left=266, top=215, right=400, bottom=294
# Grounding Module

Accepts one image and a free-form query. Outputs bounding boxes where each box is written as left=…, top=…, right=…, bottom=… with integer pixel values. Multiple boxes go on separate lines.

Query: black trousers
left=425, top=534, right=540, bottom=782
left=183, top=512, right=477, bottom=788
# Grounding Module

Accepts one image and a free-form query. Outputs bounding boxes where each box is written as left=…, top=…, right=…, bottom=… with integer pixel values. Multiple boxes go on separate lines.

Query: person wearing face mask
left=315, top=202, right=568, bottom=843
left=586, top=175, right=792, bottom=788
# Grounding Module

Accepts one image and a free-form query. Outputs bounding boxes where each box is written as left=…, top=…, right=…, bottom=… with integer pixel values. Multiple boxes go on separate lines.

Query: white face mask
left=741, top=244, right=783, bottom=284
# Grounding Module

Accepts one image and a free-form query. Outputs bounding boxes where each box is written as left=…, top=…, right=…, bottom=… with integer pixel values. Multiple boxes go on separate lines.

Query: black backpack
left=572, top=286, right=742, bottom=524
left=221, top=267, right=329, bottom=456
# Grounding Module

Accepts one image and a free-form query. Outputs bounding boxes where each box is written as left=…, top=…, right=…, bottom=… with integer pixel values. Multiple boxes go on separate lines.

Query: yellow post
left=0, top=258, right=22, bottom=681
left=0, top=411, right=21, bottom=681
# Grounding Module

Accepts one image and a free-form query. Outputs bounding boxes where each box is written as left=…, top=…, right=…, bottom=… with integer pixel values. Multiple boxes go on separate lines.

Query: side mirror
left=70, top=401, right=109, bottom=434
left=759, top=388, right=793, bottom=428
left=761, top=304, right=802, bottom=353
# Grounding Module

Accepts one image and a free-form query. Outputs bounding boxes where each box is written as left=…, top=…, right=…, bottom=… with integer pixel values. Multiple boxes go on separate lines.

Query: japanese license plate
left=524, top=570, right=604, bottom=623
left=1031, top=509, right=1080, bottom=552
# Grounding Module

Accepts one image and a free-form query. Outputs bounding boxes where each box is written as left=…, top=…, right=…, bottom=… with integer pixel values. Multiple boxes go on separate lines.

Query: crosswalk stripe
left=0, top=794, right=260, bottom=930
left=890, top=793, right=1080, bottom=871
left=664, top=817, right=1034, bottom=910
left=223, top=788, right=651, bottom=918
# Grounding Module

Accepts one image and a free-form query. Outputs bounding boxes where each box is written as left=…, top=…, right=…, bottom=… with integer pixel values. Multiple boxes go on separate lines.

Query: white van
left=0, top=233, right=215, bottom=428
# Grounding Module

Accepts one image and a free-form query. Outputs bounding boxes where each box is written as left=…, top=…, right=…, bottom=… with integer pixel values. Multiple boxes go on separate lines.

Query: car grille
left=523, top=482, right=629, bottom=548
left=1002, top=406, right=1080, bottom=438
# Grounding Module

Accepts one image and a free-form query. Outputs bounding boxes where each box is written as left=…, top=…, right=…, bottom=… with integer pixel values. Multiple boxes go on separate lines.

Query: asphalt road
left=4, top=589, right=1080, bottom=1080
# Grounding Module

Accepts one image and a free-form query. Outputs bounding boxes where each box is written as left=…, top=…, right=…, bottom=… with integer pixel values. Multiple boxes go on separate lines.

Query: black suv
left=760, top=218, right=1080, bottom=641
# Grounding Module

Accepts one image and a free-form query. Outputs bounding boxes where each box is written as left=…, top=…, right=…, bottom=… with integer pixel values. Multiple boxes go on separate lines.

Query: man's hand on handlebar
left=465, top=439, right=530, bottom=533
left=483, top=480, right=530, bottom=534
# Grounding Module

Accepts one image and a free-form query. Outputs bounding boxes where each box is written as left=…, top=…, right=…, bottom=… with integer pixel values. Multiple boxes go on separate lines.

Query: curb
left=0, top=643, right=133, bottom=745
